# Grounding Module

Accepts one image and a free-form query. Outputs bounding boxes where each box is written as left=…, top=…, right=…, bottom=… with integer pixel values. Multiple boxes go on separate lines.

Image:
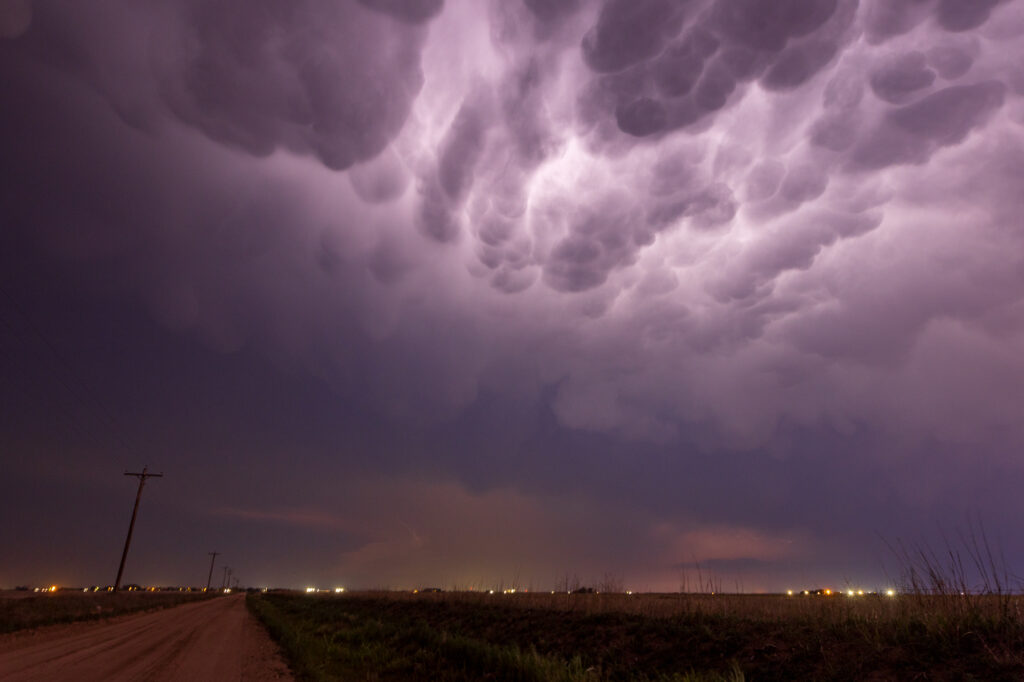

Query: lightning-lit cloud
left=2, top=0, right=1024, bottom=589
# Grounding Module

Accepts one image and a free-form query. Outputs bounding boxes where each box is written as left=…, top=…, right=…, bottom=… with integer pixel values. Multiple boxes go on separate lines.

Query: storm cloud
left=2, top=0, right=1024, bottom=591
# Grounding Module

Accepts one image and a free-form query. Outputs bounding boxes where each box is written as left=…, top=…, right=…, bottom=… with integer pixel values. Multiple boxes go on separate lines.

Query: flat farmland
left=249, top=590, right=1024, bottom=681
left=0, top=590, right=214, bottom=634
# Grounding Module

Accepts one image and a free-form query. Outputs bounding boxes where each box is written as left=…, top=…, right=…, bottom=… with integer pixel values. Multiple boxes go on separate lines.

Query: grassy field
left=0, top=590, right=217, bottom=633
left=248, top=590, right=1024, bottom=681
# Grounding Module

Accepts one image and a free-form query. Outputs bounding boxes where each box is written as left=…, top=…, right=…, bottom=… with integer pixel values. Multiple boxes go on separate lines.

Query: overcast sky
left=2, top=0, right=1024, bottom=593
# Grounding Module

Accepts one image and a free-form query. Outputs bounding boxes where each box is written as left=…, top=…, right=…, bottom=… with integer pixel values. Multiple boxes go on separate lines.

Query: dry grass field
left=249, top=589, right=1024, bottom=681
left=0, top=589, right=216, bottom=633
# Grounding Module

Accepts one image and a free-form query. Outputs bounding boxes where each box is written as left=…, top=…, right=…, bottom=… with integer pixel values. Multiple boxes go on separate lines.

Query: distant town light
left=335, top=587, right=345, bottom=593
left=786, top=590, right=793, bottom=596
left=305, top=587, right=316, bottom=593
left=886, top=589, right=896, bottom=597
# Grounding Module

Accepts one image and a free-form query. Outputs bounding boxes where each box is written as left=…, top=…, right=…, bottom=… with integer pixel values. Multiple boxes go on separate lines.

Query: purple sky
left=2, top=0, right=1024, bottom=593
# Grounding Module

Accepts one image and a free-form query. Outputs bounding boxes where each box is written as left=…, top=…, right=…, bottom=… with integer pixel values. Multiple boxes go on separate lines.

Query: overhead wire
left=0, top=283, right=137, bottom=461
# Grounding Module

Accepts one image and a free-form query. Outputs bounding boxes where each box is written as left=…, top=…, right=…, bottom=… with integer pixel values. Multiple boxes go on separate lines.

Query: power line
left=0, top=311, right=103, bottom=451
left=0, top=284, right=136, bottom=459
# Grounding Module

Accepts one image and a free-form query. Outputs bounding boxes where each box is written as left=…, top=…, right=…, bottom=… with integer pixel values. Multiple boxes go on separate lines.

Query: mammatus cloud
left=156, top=0, right=431, bottom=170
left=3, top=0, right=1024, bottom=470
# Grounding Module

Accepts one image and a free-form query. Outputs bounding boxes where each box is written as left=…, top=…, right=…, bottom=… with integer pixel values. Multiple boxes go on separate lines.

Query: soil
left=0, top=593, right=293, bottom=681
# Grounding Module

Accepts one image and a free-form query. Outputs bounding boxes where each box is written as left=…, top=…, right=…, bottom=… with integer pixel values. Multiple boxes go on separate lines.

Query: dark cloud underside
left=2, top=0, right=1023, bottom=591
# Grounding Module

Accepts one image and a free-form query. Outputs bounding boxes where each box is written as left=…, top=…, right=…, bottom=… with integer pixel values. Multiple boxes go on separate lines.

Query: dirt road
left=0, top=594, right=293, bottom=681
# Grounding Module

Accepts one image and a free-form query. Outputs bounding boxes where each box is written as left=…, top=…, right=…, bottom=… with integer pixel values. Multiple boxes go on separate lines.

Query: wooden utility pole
left=205, top=551, right=220, bottom=592
left=114, top=466, right=163, bottom=592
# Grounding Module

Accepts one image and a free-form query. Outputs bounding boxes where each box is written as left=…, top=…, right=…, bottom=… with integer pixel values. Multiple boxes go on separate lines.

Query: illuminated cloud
left=5, top=0, right=1023, bottom=448
left=2, top=0, right=1024, bottom=589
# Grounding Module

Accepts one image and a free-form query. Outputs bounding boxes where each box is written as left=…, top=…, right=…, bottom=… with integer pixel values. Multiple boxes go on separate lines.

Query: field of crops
left=0, top=590, right=216, bottom=634
left=248, top=590, right=1024, bottom=681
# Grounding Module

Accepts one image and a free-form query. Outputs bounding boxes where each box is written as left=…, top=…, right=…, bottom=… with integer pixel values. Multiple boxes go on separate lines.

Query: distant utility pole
left=221, top=565, right=229, bottom=589
left=113, top=466, right=163, bottom=592
left=206, top=551, right=220, bottom=591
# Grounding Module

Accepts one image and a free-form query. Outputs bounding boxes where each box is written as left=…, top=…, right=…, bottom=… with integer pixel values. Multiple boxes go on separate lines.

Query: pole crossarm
left=125, top=469, right=164, bottom=480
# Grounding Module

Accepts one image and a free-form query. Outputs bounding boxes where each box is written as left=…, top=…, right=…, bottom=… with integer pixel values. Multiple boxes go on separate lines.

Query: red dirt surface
left=0, top=594, right=292, bottom=681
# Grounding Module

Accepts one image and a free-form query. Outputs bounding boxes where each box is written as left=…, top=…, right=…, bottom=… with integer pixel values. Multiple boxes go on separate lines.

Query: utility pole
left=221, top=565, right=229, bottom=589
left=205, top=551, right=220, bottom=592
left=113, top=466, right=163, bottom=592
